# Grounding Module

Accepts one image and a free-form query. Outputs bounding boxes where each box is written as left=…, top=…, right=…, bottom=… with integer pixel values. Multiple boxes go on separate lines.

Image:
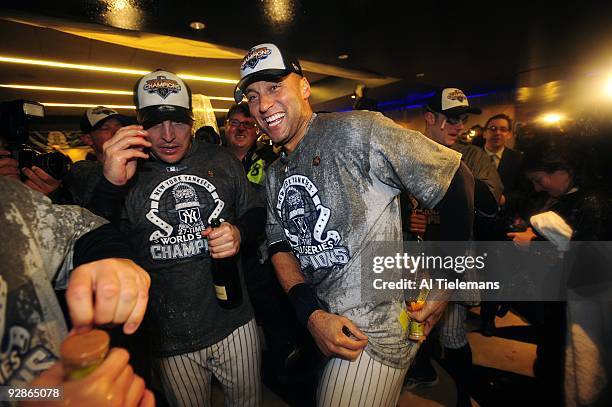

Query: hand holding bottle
left=202, top=219, right=242, bottom=258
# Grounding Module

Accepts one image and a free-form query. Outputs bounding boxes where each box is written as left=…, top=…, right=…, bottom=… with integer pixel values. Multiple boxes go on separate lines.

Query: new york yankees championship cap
left=426, top=87, right=482, bottom=117
left=134, top=69, right=194, bottom=129
left=234, top=43, right=303, bottom=103
left=80, top=106, right=130, bottom=134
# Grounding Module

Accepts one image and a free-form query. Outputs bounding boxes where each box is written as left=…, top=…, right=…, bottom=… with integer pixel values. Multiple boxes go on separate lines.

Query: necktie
left=490, top=153, right=500, bottom=169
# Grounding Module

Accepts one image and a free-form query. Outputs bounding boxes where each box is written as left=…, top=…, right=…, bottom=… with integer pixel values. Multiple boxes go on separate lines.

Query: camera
left=0, top=100, right=71, bottom=179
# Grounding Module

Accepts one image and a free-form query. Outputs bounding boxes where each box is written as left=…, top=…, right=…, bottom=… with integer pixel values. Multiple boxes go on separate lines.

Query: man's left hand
left=408, top=300, right=448, bottom=337
left=202, top=221, right=241, bottom=258
left=22, top=166, right=62, bottom=195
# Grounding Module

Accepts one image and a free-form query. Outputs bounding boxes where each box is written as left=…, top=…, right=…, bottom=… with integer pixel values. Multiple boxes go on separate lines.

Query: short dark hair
left=485, top=113, right=513, bottom=131
left=522, top=136, right=575, bottom=176
left=195, top=125, right=221, bottom=145
left=226, top=102, right=251, bottom=121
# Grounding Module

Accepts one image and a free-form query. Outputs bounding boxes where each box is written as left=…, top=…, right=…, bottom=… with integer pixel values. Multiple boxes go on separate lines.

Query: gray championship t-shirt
left=121, top=140, right=260, bottom=357
left=266, top=111, right=461, bottom=368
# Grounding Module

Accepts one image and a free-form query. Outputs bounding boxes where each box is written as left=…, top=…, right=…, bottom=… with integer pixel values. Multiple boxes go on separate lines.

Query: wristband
left=287, top=283, right=322, bottom=327
left=269, top=240, right=292, bottom=256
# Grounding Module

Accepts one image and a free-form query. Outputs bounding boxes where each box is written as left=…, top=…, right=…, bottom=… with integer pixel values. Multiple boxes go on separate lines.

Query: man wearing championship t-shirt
left=235, top=43, right=475, bottom=406
left=89, top=69, right=265, bottom=407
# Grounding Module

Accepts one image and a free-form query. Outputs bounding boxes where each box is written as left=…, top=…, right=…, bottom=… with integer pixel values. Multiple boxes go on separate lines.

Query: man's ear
left=424, top=112, right=436, bottom=126
left=300, top=77, right=311, bottom=99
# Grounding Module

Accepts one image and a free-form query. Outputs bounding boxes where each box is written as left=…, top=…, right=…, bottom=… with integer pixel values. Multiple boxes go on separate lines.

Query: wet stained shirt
left=265, top=111, right=461, bottom=368
left=0, top=178, right=107, bottom=385
left=120, top=140, right=260, bottom=356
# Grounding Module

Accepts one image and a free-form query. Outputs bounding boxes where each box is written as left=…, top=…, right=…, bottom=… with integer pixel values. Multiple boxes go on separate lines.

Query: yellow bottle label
left=398, top=308, right=409, bottom=332
left=67, top=363, right=100, bottom=380
left=409, top=319, right=426, bottom=341
left=215, top=285, right=228, bottom=300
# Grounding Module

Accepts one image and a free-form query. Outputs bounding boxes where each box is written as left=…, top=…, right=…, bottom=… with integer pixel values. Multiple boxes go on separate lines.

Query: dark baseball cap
left=426, top=88, right=482, bottom=117
left=234, top=43, right=303, bottom=103
left=134, top=69, right=194, bottom=129
left=80, top=106, right=130, bottom=134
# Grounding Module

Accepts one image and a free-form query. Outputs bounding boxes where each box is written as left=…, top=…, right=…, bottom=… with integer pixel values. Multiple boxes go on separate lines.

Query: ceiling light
left=101, top=0, right=143, bottom=30
left=190, top=21, right=206, bottom=30
left=0, top=83, right=236, bottom=101
left=0, top=55, right=238, bottom=84
left=175, top=73, right=236, bottom=84
left=42, top=103, right=136, bottom=109
left=539, top=113, right=563, bottom=124
left=263, top=0, right=295, bottom=26
left=201, top=97, right=235, bottom=101
left=338, top=54, right=349, bottom=60
left=416, top=73, right=425, bottom=78
left=41, top=103, right=228, bottom=113
left=194, top=108, right=229, bottom=113
left=0, top=84, right=133, bottom=95
left=604, top=77, right=612, bottom=98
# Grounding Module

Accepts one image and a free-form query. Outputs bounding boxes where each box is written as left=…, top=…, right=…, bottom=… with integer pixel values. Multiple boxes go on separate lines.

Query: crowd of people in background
left=0, top=42, right=610, bottom=407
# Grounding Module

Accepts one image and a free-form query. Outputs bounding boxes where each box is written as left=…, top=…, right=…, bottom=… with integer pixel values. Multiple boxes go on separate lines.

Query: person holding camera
left=0, top=100, right=71, bottom=197
left=0, top=147, right=62, bottom=195
left=0, top=176, right=153, bottom=406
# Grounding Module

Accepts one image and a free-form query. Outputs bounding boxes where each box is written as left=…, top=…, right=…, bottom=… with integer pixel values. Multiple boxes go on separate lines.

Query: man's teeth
left=265, top=113, right=285, bottom=127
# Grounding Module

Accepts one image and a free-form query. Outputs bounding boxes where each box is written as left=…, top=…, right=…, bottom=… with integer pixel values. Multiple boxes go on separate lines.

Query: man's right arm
left=270, top=250, right=305, bottom=292
left=271, top=251, right=368, bottom=360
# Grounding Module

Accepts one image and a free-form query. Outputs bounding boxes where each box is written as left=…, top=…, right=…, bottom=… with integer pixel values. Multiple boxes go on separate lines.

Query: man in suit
left=483, top=113, right=522, bottom=198
left=480, top=113, right=524, bottom=335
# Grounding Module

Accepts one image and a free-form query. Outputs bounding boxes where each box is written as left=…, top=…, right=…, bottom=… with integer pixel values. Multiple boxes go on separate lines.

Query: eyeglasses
left=486, top=126, right=510, bottom=133
left=227, top=119, right=257, bottom=129
left=444, top=114, right=469, bottom=125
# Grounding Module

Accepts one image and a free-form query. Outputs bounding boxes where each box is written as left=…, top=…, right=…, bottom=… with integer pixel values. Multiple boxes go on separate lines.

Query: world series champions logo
left=446, top=89, right=467, bottom=103
left=276, top=174, right=350, bottom=271
left=143, top=75, right=182, bottom=99
left=146, top=174, right=224, bottom=261
left=241, top=47, right=272, bottom=70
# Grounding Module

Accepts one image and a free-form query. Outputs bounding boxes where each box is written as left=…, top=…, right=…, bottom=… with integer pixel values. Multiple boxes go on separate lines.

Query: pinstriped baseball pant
left=154, top=318, right=262, bottom=407
left=437, top=302, right=469, bottom=349
left=316, top=349, right=408, bottom=407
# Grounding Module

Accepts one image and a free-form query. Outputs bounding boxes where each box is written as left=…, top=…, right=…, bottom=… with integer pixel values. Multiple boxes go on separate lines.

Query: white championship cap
left=425, top=87, right=482, bottom=116
left=234, top=43, right=303, bottom=103
left=80, top=106, right=129, bottom=134
left=134, top=69, right=194, bottom=129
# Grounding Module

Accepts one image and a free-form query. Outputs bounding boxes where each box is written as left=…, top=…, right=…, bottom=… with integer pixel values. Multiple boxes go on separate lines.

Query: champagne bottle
left=209, top=218, right=243, bottom=309
left=60, top=329, right=110, bottom=379
left=408, top=288, right=429, bottom=341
